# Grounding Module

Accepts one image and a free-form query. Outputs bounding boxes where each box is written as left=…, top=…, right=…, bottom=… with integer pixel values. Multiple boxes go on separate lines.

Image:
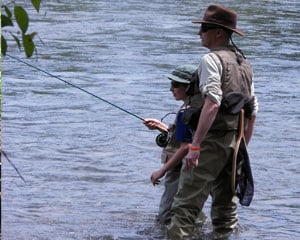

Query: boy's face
left=170, top=81, right=188, bottom=101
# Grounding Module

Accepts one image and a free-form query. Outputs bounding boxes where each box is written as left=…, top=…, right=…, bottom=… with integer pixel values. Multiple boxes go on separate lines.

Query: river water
left=2, top=0, right=300, bottom=239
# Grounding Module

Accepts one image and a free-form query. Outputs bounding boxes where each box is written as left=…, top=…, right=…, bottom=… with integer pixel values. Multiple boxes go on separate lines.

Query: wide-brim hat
left=192, top=5, right=244, bottom=36
left=165, top=64, right=197, bottom=84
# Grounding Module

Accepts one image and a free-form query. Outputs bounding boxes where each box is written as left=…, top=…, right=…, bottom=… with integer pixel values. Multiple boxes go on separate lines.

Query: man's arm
left=244, top=115, right=256, bottom=145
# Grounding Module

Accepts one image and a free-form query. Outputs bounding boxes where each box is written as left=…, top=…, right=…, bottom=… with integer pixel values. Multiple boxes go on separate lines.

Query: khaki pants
left=157, top=166, right=181, bottom=224
left=167, top=130, right=238, bottom=239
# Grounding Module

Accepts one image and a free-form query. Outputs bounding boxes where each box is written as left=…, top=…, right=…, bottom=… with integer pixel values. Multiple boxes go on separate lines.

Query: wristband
left=190, top=146, right=201, bottom=151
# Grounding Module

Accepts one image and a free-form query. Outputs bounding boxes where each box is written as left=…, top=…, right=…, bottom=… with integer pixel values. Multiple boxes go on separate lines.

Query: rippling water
left=2, top=0, right=300, bottom=239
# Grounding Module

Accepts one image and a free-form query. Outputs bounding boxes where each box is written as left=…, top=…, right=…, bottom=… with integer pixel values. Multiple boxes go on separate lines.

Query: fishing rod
left=5, top=54, right=175, bottom=148
left=2, top=151, right=26, bottom=183
left=5, top=54, right=145, bottom=121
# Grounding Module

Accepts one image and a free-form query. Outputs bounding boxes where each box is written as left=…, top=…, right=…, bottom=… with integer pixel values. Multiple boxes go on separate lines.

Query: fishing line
left=5, top=54, right=145, bottom=121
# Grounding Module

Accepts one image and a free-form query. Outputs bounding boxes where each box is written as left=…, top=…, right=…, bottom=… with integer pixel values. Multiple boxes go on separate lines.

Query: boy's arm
left=151, top=142, right=189, bottom=185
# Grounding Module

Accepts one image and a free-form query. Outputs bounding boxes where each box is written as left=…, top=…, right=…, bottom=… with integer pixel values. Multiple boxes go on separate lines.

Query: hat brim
left=165, top=74, right=190, bottom=84
left=192, top=20, right=244, bottom=36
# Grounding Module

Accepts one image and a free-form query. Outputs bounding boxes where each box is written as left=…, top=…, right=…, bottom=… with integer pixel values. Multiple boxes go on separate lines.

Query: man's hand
left=185, top=149, right=200, bottom=170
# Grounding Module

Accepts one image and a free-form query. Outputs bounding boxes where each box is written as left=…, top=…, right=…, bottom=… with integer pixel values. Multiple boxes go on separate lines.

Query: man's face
left=198, top=24, right=220, bottom=48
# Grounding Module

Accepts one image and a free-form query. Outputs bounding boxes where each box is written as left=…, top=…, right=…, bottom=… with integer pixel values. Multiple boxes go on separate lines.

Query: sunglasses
left=200, top=24, right=221, bottom=33
left=171, top=81, right=186, bottom=88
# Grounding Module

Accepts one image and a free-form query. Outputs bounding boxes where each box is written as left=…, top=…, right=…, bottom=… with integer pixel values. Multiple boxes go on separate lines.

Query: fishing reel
left=156, top=132, right=169, bottom=148
left=154, top=112, right=176, bottom=148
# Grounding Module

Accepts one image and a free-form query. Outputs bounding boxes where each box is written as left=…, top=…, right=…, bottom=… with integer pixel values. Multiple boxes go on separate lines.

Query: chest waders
left=167, top=48, right=254, bottom=239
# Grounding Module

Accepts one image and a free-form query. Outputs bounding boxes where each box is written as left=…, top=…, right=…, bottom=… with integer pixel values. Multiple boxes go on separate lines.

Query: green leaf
left=14, top=6, right=29, bottom=34
left=31, top=0, right=41, bottom=12
left=22, top=33, right=36, bottom=58
left=11, top=34, right=21, bottom=49
left=1, top=35, right=8, bottom=56
left=4, top=5, right=13, bottom=18
left=1, top=14, right=14, bottom=27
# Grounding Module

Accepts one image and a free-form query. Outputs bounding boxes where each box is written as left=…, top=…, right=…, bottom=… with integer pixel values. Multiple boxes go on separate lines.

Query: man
left=144, top=64, right=201, bottom=224
left=167, top=5, right=258, bottom=239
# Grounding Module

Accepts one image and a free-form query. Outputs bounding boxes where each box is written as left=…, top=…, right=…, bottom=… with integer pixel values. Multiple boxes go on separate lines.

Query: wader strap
left=231, top=109, right=245, bottom=194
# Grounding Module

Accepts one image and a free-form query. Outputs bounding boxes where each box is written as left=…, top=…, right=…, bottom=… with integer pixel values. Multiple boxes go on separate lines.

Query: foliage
left=1, top=0, right=41, bottom=58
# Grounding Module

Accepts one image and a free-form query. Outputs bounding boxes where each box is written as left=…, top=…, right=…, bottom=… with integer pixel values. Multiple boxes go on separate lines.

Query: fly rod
left=5, top=54, right=145, bottom=121
left=2, top=151, right=26, bottom=183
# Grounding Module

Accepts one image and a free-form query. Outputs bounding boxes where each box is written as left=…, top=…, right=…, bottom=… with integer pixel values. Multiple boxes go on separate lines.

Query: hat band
left=172, top=70, right=192, bottom=81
